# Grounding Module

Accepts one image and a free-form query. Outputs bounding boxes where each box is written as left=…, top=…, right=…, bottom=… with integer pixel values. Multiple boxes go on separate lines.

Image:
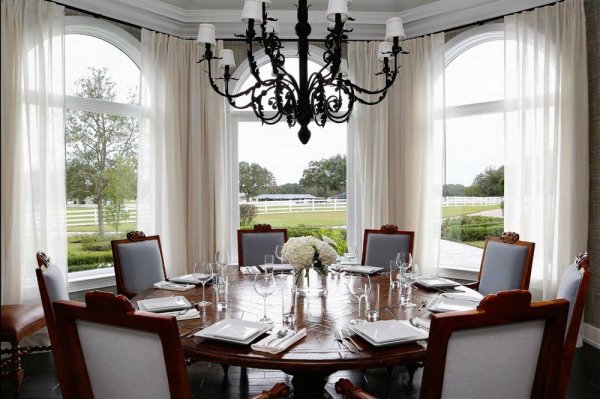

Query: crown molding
left=60, top=0, right=557, bottom=40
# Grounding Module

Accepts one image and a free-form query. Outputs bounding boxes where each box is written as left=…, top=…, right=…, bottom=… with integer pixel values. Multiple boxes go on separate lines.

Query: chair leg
left=221, top=364, right=229, bottom=376
left=0, top=341, right=25, bottom=392
left=405, top=362, right=422, bottom=387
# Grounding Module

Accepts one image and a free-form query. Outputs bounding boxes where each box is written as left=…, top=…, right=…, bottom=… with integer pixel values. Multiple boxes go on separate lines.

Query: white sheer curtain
left=1, top=0, right=67, bottom=305
left=504, top=0, right=589, bottom=299
left=348, top=34, right=445, bottom=275
left=138, top=30, right=229, bottom=276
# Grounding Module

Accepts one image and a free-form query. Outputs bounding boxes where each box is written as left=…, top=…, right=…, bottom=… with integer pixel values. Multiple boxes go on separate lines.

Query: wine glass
left=343, top=274, right=372, bottom=324
left=345, top=246, right=357, bottom=263
left=194, top=262, right=214, bottom=307
left=254, top=270, right=276, bottom=323
left=403, top=263, right=420, bottom=308
left=274, top=244, right=286, bottom=279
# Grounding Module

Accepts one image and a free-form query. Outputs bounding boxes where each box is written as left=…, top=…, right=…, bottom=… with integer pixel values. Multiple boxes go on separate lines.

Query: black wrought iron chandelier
left=197, top=0, right=407, bottom=144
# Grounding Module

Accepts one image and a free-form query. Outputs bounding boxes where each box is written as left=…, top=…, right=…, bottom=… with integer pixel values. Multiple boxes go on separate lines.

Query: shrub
left=441, top=216, right=504, bottom=243
left=287, top=226, right=347, bottom=255
left=240, top=204, right=257, bottom=226
left=79, top=234, right=122, bottom=251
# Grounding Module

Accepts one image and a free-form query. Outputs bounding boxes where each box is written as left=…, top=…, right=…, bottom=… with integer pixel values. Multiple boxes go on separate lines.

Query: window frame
left=65, top=16, right=142, bottom=290
left=438, top=24, right=506, bottom=280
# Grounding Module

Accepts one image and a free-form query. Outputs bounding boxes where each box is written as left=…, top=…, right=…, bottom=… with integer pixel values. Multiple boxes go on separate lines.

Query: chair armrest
left=335, top=378, right=377, bottom=399
left=250, top=382, right=290, bottom=399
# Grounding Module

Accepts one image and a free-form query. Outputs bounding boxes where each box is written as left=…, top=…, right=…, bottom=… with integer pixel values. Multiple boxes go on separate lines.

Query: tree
left=299, top=154, right=346, bottom=197
left=65, top=67, right=139, bottom=236
left=464, top=166, right=504, bottom=197
left=239, top=161, right=276, bottom=201
left=443, top=183, right=466, bottom=197
left=272, top=183, right=304, bottom=195
left=104, top=156, right=137, bottom=232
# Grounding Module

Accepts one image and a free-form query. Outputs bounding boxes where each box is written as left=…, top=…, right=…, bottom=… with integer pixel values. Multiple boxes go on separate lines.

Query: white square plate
left=340, top=265, right=383, bottom=275
left=137, top=296, right=192, bottom=313
left=414, top=277, right=460, bottom=289
left=426, top=296, right=478, bottom=313
left=349, top=320, right=428, bottom=347
left=169, top=274, right=200, bottom=284
left=196, top=319, right=272, bottom=345
left=259, top=264, right=295, bottom=272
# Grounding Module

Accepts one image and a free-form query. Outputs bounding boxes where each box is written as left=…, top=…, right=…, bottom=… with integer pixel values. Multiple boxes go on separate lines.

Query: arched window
left=439, top=25, right=506, bottom=273
left=64, top=17, right=141, bottom=277
left=229, top=47, right=349, bottom=261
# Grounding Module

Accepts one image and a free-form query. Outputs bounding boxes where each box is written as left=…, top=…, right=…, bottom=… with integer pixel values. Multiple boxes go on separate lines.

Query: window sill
left=68, top=268, right=115, bottom=293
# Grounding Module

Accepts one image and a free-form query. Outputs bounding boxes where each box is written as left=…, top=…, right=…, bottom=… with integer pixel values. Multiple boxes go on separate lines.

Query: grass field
left=441, top=205, right=500, bottom=218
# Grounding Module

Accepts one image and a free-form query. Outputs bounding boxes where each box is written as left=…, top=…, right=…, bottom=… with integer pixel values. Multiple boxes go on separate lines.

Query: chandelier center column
left=295, top=0, right=312, bottom=144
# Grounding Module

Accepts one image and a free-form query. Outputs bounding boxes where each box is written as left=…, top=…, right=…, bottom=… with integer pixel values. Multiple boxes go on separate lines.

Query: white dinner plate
left=426, top=296, right=478, bottom=313
left=414, top=277, right=461, bottom=290
left=349, top=320, right=428, bottom=347
left=195, top=319, right=272, bottom=345
left=339, top=265, right=383, bottom=275
left=137, top=296, right=192, bottom=313
left=258, top=264, right=295, bottom=273
left=169, top=274, right=200, bottom=284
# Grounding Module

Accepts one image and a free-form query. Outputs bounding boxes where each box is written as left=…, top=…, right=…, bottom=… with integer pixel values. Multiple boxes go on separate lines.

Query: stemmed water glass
left=274, top=244, right=286, bottom=279
left=402, top=262, right=420, bottom=308
left=193, top=262, right=214, bottom=307
left=343, top=273, right=372, bottom=324
left=254, top=270, right=276, bottom=323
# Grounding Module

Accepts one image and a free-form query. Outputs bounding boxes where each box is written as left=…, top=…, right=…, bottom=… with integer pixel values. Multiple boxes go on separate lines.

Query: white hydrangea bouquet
left=281, top=236, right=338, bottom=284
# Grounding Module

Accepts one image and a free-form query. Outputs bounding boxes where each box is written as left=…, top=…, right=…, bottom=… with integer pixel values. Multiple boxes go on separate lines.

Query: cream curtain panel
left=348, top=34, right=445, bottom=275
left=138, top=30, right=230, bottom=276
left=1, top=0, right=67, bottom=305
left=503, top=0, right=589, bottom=300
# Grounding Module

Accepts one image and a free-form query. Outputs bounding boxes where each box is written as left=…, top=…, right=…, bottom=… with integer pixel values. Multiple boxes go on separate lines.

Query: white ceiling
left=62, top=0, right=557, bottom=40
left=158, top=0, right=437, bottom=12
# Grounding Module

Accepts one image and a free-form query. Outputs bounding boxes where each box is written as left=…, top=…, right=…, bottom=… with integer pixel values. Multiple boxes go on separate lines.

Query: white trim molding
left=583, top=323, right=600, bottom=350
left=61, top=0, right=558, bottom=40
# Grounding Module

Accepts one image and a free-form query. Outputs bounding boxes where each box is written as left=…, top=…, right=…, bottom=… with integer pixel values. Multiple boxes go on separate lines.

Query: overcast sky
left=66, top=34, right=505, bottom=188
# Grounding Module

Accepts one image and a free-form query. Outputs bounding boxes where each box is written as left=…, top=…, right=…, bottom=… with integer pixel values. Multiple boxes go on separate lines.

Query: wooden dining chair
left=237, top=224, right=288, bottom=266
left=34, top=251, right=70, bottom=393
left=111, top=231, right=167, bottom=298
left=469, top=231, right=535, bottom=295
left=420, top=290, right=568, bottom=399
left=53, top=291, right=191, bottom=399
left=335, top=378, right=377, bottom=399
left=361, top=225, right=414, bottom=267
left=250, top=382, right=290, bottom=399
left=557, top=251, right=591, bottom=399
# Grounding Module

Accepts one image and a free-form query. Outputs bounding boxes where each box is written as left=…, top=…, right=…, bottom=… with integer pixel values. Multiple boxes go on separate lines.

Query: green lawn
left=441, top=205, right=500, bottom=218
left=67, top=222, right=137, bottom=233
left=462, top=240, right=487, bottom=249
left=254, top=211, right=347, bottom=227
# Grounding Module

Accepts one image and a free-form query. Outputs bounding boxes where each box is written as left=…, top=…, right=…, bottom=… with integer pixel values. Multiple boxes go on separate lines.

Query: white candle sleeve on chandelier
left=377, top=41, right=393, bottom=61
left=197, top=24, right=216, bottom=45
left=385, top=17, right=406, bottom=41
left=326, top=0, right=350, bottom=22
left=219, top=49, right=236, bottom=68
left=260, top=0, right=272, bottom=8
left=265, top=19, right=280, bottom=34
left=242, top=0, right=264, bottom=23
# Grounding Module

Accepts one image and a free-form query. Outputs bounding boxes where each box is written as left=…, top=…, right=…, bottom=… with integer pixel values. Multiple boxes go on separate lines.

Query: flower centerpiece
left=281, top=236, right=338, bottom=297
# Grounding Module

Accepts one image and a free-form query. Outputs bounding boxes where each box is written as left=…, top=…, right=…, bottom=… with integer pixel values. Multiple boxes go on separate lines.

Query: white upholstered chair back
left=237, top=225, right=288, bottom=267
left=441, top=321, right=545, bottom=399
left=75, top=320, right=171, bottom=399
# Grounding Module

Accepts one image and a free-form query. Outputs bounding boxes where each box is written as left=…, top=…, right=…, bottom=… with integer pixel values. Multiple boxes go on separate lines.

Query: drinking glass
left=194, top=262, right=214, bottom=307
left=366, top=283, right=380, bottom=321
left=402, top=263, right=420, bottom=308
left=254, top=271, right=276, bottom=323
left=214, top=275, right=228, bottom=311
left=343, top=274, right=371, bottom=324
left=215, top=250, right=230, bottom=281
left=274, top=245, right=287, bottom=279
left=345, top=246, right=357, bottom=263
left=389, top=260, right=399, bottom=289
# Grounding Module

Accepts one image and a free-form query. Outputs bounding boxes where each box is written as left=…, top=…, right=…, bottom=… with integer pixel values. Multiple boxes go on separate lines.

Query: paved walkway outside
left=469, top=209, right=504, bottom=218
left=439, top=239, right=483, bottom=270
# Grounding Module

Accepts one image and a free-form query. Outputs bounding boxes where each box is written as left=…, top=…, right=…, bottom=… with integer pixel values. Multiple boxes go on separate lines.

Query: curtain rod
left=46, top=0, right=564, bottom=42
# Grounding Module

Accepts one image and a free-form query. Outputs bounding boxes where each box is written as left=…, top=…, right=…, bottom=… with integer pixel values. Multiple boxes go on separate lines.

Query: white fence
left=67, top=205, right=137, bottom=227
left=242, top=199, right=347, bottom=215
left=441, top=196, right=503, bottom=207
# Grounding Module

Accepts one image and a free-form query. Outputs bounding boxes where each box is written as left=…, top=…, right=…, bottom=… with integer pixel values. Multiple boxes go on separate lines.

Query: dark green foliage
left=239, top=204, right=258, bottom=226
left=299, top=154, right=346, bottom=197
left=443, top=183, right=466, bottom=196
left=239, top=162, right=277, bottom=200
left=463, top=166, right=504, bottom=197
left=441, top=216, right=504, bottom=242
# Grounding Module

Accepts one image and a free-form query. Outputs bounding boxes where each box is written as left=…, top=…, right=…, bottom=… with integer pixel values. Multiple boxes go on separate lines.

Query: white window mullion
left=66, top=95, right=142, bottom=118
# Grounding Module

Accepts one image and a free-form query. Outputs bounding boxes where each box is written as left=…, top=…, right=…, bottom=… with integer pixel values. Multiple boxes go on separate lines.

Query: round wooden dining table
left=132, top=267, right=438, bottom=398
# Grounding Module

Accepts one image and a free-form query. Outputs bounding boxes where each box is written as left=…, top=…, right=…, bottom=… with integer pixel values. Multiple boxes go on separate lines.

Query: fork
left=334, top=330, right=356, bottom=353
left=340, top=329, right=362, bottom=352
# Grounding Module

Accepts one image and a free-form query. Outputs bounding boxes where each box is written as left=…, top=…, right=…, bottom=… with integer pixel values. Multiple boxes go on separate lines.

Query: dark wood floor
left=2, top=344, right=599, bottom=398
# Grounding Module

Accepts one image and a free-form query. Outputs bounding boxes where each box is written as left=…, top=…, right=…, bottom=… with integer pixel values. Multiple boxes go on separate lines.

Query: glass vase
left=294, top=266, right=328, bottom=297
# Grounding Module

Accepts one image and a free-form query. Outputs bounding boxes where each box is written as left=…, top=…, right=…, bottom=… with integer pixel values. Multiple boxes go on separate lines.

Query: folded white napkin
left=442, top=286, right=483, bottom=302
left=240, top=266, right=262, bottom=275
left=251, top=328, right=307, bottom=354
left=163, top=308, right=200, bottom=321
left=153, top=281, right=195, bottom=291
